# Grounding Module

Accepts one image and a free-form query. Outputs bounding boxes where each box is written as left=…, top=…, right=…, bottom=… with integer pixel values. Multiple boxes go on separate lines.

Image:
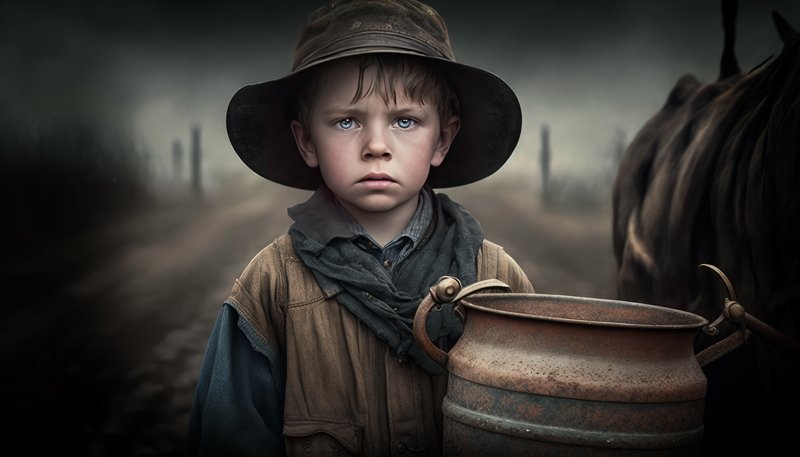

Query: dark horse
left=612, top=0, right=800, bottom=454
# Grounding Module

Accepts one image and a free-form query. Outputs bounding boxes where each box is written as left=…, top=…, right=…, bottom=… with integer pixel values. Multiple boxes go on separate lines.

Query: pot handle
left=413, top=277, right=512, bottom=367
left=695, top=264, right=800, bottom=367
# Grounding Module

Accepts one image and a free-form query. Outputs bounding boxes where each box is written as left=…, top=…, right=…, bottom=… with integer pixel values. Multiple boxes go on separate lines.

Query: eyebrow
left=321, top=106, right=427, bottom=117
left=322, top=107, right=367, bottom=117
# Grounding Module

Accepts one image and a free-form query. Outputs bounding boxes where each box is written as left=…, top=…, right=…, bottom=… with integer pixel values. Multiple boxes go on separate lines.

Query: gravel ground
left=1, top=179, right=616, bottom=456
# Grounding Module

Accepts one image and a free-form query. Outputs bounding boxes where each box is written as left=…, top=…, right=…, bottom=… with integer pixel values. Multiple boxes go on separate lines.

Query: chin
left=357, top=201, right=401, bottom=214
left=351, top=195, right=406, bottom=213
left=338, top=191, right=419, bottom=215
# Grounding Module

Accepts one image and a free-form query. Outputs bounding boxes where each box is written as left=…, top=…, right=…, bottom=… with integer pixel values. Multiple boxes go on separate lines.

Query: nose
left=362, top=127, right=392, bottom=160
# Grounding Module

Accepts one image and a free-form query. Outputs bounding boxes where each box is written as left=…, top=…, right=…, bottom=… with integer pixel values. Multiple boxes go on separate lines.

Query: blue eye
left=337, top=118, right=354, bottom=130
left=396, top=118, right=415, bottom=129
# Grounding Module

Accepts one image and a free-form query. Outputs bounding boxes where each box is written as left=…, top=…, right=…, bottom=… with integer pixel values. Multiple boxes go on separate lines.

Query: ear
left=431, top=115, right=461, bottom=167
left=290, top=120, right=319, bottom=168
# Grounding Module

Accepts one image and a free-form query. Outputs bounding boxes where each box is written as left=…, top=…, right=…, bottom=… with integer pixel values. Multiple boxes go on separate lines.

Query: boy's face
left=291, top=58, right=459, bottom=220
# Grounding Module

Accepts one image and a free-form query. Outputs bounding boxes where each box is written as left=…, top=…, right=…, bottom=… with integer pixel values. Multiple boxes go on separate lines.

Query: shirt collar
left=348, top=188, right=432, bottom=249
left=287, top=185, right=433, bottom=249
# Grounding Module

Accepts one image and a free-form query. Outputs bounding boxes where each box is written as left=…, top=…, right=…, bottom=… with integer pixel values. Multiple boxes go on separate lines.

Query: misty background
left=3, top=0, right=796, bottom=189
left=2, top=0, right=799, bottom=455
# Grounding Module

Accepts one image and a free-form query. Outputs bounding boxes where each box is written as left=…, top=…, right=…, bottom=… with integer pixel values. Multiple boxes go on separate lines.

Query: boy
left=187, top=1, right=534, bottom=455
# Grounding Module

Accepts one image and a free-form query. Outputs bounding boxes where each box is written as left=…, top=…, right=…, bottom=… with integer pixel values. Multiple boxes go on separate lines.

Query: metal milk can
left=413, top=269, right=800, bottom=456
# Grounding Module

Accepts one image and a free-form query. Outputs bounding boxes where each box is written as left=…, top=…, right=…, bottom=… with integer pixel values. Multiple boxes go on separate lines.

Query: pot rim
left=460, top=293, right=709, bottom=330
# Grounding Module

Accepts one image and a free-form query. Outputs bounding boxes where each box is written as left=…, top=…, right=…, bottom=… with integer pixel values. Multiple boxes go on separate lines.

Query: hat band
left=293, top=30, right=453, bottom=72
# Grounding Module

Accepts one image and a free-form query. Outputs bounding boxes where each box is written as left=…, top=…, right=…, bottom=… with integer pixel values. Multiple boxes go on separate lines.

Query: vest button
left=396, top=442, right=407, bottom=453
left=303, top=446, right=312, bottom=454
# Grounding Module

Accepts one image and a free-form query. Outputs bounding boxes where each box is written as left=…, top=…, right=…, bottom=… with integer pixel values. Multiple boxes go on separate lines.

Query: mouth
left=358, top=173, right=395, bottom=189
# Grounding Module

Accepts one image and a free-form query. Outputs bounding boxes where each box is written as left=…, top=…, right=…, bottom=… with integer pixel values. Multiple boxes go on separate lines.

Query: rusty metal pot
left=413, top=271, right=800, bottom=456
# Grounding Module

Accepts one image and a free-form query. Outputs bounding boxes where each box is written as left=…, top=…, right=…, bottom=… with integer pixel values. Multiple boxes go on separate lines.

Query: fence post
left=540, top=124, right=551, bottom=203
left=190, top=124, right=201, bottom=193
left=172, top=139, right=183, bottom=182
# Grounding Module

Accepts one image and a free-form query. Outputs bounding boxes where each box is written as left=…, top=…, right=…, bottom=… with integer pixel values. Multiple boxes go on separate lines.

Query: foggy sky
left=2, top=0, right=799, bottom=187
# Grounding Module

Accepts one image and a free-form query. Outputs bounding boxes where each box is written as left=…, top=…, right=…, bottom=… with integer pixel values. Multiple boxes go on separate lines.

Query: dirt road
left=2, top=180, right=616, bottom=456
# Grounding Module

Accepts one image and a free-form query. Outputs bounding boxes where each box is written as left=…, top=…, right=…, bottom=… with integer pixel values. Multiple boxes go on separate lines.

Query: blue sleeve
left=186, top=303, right=287, bottom=456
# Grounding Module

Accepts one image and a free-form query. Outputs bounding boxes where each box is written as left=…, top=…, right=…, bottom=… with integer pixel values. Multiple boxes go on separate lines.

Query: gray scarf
left=287, top=185, right=484, bottom=375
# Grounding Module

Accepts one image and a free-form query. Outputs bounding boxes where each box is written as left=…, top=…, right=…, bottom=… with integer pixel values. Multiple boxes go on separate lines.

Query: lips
left=358, top=172, right=395, bottom=189
left=360, top=172, right=394, bottom=182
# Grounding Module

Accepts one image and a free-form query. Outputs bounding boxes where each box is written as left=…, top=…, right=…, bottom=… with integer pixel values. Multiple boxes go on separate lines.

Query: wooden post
left=190, top=124, right=201, bottom=193
left=172, top=139, right=183, bottom=182
left=540, top=124, right=551, bottom=203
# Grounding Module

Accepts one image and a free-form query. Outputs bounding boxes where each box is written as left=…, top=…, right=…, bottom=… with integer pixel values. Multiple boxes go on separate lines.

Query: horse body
left=612, top=2, right=800, bottom=453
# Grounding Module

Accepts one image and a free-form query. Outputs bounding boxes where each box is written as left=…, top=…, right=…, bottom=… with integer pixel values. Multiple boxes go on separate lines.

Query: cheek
left=311, top=130, right=348, bottom=170
left=316, top=149, right=354, bottom=188
left=318, top=155, right=345, bottom=178
left=397, top=128, right=436, bottom=154
left=404, top=149, right=435, bottom=183
left=407, top=131, right=440, bottom=169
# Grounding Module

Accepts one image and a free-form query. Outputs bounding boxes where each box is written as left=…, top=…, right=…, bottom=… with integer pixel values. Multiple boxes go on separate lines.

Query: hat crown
left=293, top=0, right=455, bottom=72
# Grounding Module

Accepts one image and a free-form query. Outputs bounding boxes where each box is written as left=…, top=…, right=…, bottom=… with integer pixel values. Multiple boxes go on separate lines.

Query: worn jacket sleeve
left=186, top=240, right=289, bottom=456
left=185, top=305, right=286, bottom=456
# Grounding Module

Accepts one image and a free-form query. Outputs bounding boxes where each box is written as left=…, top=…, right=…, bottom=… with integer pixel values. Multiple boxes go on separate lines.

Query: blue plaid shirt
left=342, top=189, right=432, bottom=272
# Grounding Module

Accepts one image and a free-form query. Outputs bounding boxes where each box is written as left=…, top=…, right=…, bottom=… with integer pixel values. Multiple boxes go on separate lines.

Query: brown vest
left=227, top=234, right=534, bottom=456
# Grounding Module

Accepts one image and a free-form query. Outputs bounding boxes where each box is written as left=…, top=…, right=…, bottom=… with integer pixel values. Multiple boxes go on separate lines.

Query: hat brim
left=226, top=51, right=522, bottom=190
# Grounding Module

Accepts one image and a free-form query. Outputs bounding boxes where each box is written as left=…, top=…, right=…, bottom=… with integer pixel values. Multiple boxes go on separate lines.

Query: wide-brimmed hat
left=227, top=0, right=522, bottom=190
